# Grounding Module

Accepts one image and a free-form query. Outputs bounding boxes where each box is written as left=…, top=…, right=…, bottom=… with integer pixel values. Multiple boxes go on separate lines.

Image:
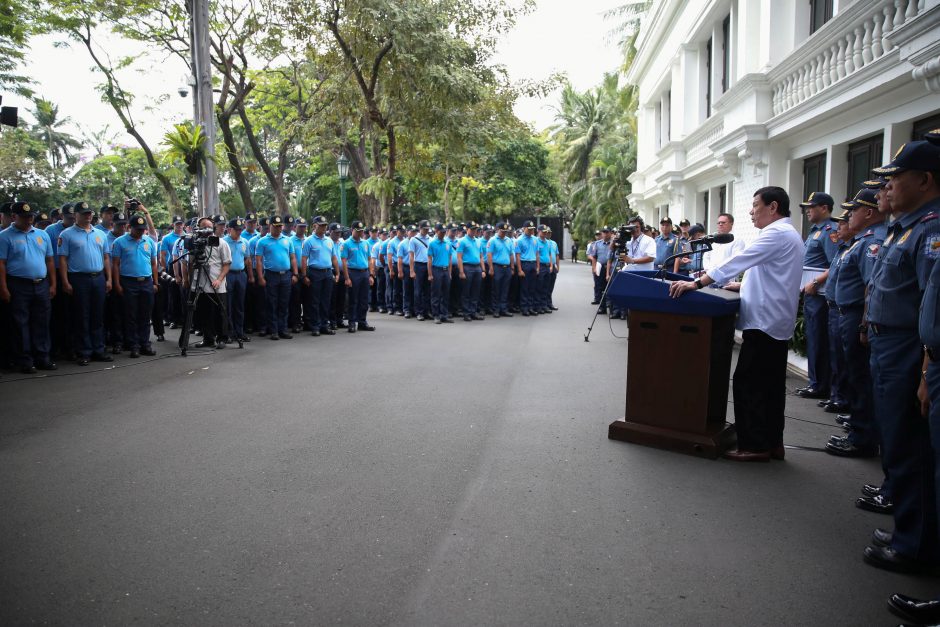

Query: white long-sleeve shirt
left=703, top=235, right=746, bottom=274
left=707, top=217, right=804, bottom=340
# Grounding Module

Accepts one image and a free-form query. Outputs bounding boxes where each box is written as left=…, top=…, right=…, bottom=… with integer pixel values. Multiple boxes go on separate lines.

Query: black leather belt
left=869, top=323, right=914, bottom=336
left=494, top=263, right=510, bottom=267
left=10, top=276, right=45, bottom=284
left=69, top=271, right=101, bottom=277
left=837, top=304, right=862, bottom=315
left=266, top=270, right=289, bottom=275
left=122, top=276, right=150, bottom=282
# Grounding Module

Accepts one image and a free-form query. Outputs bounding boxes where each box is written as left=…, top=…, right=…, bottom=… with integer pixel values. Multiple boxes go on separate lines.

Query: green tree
left=30, top=97, right=82, bottom=169
left=0, top=125, right=57, bottom=203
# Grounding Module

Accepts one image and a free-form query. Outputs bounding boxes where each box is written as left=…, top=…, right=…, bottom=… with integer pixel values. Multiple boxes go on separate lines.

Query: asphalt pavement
left=0, top=263, right=933, bottom=626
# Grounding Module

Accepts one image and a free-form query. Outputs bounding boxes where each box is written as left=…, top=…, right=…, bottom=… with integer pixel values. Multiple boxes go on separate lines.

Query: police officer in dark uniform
left=409, top=220, right=432, bottom=320
left=861, top=140, right=940, bottom=574
left=341, top=221, right=375, bottom=333
left=48, top=202, right=75, bottom=360
left=58, top=201, right=114, bottom=366
left=487, top=221, right=514, bottom=317
left=222, top=217, right=250, bottom=343
left=813, top=211, right=851, bottom=416
left=111, top=214, right=159, bottom=358
left=0, top=202, right=58, bottom=373
left=794, top=192, right=840, bottom=400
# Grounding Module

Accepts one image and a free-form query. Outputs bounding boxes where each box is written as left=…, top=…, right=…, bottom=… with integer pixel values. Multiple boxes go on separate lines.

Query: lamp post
left=337, top=154, right=350, bottom=226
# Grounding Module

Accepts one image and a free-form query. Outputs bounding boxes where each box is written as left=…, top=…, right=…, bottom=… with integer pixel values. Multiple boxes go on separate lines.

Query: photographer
left=608, top=217, right=655, bottom=320
left=182, top=217, right=232, bottom=350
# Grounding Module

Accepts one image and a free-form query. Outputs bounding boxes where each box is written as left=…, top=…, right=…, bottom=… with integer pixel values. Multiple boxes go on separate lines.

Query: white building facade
left=627, top=0, right=940, bottom=242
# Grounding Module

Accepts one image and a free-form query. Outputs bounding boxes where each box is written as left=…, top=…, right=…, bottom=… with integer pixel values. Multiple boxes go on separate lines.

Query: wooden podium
left=605, top=271, right=741, bottom=459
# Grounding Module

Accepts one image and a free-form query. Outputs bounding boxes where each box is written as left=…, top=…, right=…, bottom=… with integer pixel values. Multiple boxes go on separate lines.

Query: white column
left=827, top=143, right=848, bottom=204
left=884, top=121, right=914, bottom=162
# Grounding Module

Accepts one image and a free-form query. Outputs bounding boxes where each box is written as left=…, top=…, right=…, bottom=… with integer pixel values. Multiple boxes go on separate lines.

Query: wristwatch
left=693, top=278, right=703, bottom=289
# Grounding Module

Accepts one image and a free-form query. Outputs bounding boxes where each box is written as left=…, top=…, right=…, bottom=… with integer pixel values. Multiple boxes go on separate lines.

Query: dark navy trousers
left=520, top=261, right=538, bottom=314
left=8, top=276, right=52, bottom=367
left=263, top=270, right=291, bottom=335
left=347, top=268, right=370, bottom=325
left=413, top=263, right=430, bottom=316
left=491, top=264, right=511, bottom=313
left=69, top=272, right=106, bottom=358
left=226, top=270, right=247, bottom=338
left=430, top=266, right=451, bottom=320
left=461, top=265, right=482, bottom=315
left=305, top=267, right=334, bottom=331
left=827, top=303, right=846, bottom=404
left=803, top=294, right=830, bottom=391
left=870, top=330, right=938, bottom=562
left=120, top=276, right=154, bottom=351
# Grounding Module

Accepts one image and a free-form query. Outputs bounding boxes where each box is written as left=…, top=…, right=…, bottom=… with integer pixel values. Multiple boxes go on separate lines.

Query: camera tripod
left=584, top=256, right=625, bottom=342
left=174, top=251, right=242, bottom=356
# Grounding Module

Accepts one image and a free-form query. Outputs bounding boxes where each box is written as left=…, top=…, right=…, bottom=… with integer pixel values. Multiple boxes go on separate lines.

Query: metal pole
left=192, top=0, right=218, bottom=218
left=188, top=7, right=202, bottom=216
left=340, top=177, right=348, bottom=226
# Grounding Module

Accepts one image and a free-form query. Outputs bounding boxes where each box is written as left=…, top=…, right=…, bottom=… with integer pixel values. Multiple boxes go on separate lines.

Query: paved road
left=0, top=263, right=931, bottom=625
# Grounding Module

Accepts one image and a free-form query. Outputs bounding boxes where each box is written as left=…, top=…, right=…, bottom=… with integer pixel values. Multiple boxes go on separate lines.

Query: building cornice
left=627, top=0, right=687, bottom=85
left=712, top=73, right=772, bottom=114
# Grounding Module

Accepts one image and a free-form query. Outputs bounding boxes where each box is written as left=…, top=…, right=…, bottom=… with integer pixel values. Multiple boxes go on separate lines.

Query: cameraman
left=182, top=217, right=232, bottom=349
left=608, top=217, right=655, bottom=320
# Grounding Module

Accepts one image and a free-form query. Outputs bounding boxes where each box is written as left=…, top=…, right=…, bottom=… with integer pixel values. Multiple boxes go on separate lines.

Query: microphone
left=700, top=233, right=734, bottom=245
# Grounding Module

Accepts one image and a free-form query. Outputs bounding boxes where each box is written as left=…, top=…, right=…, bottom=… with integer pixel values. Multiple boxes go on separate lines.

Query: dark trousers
left=347, top=269, right=369, bottom=325
left=50, top=282, right=71, bottom=357
left=431, top=266, right=451, bottom=319
left=106, top=291, right=124, bottom=348
left=803, top=294, right=830, bottom=391
left=69, top=272, right=106, bottom=358
left=331, top=277, right=347, bottom=325
left=263, top=270, right=291, bottom=335
left=120, top=277, right=154, bottom=351
left=305, top=268, right=334, bottom=331
left=461, top=265, right=482, bottom=315
left=151, top=279, right=165, bottom=336
left=509, top=272, right=520, bottom=310
left=826, top=303, right=846, bottom=404
left=384, top=266, right=394, bottom=311
left=870, top=331, right=938, bottom=562
left=0, top=297, right=12, bottom=367
left=838, top=308, right=879, bottom=450
left=226, top=270, right=247, bottom=338
left=196, top=289, right=225, bottom=343
left=450, top=266, right=462, bottom=313
left=593, top=264, right=606, bottom=302
left=164, top=273, right=182, bottom=324
left=482, top=272, right=493, bottom=312
left=389, top=270, right=402, bottom=313
left=246, top=280, right=264, bottom=333
left=374, top=264, right=386, bottom=311
left=536, top=264, right=551, bottom=309
left=403, top=268, right=415, bottom=314
left=520, top=261, right=538, bottom=313
left=288, top=280, right=303, bottom=330
left=731, top=329, right=789, bottom=452
left=548, top=269, right=557, bottom=307
left=927, top=361, right=940, bottom=548
left=413, top=263, right=430, bottom=316
left=8, top=276, right=52, bottom=368
left=492, top=265, right=511, bottom=313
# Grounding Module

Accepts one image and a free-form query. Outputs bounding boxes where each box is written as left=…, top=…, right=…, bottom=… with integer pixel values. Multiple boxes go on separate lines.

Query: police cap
left=113, top=212, right=128, bottom=225
left=311, top=215, right=329, bottom=226
left=350, top=220, right=365, bottom=231
left=270, top=215, right=284, bottom=225
left=227, top=217, right=244, bottom=229
left=799, top=192, right=835, bottom=208
left=284, top=215, right=294, bottom=225
left=522, top=220, right=535, bottom=229
left=689, top=223, right=706, bottom=236
left=873, top=140, right=940, bottom=175
left=418, top=219, right=431, bottom=228
left=259, top=217, right=270, bottom=227
left=863, top=177, right=888, bottom=189
left=245, top=212, right=258, bottom=222
left=100, top=204, right=116, bottom=214
left=61, top=204, right=76, bottom=217
left=434, top=222, right=446, bottom=231
left=294, top=217, right=307, bottom=227
left=11, top=201, right=33, bottom=216
left=129, top=214, right=147, bottom=229
left=74, top=201, right=92, bottom=214
left=173, top=215, right=184, bottom=224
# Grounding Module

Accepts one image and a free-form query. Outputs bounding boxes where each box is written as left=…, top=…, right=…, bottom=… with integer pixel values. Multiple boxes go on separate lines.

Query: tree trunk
left=443, top=165, right=452, bottom=222
left=236, top=106, right=289, bottom=214
left=217, top=112, right=255, bottom=215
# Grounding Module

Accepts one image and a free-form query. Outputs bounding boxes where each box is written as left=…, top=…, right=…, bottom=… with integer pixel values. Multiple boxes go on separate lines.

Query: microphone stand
left=656, top=241, right=714, bottom=281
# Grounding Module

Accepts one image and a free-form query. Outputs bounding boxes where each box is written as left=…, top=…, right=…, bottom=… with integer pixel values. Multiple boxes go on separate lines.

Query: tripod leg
left=584, top=260, right=623, bottom=342
left=179, top=288, right=199, bottom=356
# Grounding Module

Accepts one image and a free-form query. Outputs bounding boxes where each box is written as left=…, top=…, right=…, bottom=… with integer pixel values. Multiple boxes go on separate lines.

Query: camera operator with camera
left=606, top=217, right=655, bottom=319
left=181, top=217, right=232, bottom=350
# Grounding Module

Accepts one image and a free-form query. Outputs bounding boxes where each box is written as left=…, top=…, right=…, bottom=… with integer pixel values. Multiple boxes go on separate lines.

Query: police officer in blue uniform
left=110, top=214, right=158, bottom=358
left=457, top=222, right=485, bottom=321
left=57, top=201, right=113, bottom=366
left=536, top=225, right=553, bottom=314
left=341, top=221, right=375, bottom=333
left=254, top=215, right=297, bottom=340
left=385, top=225, right=402, bottom=315
left=409, top=220, right=432, bottom=320
left=222, top=217, right=251, bottom=343
left=594, top=227, right=613, bottom=312
left=288, top=217, right=307, bottom=332
left=813, top=210, right=852, bottom=416
left=0, top=202, right=58, bottom=373
left=427, top=223, right=454, bottom=324
left=47, top=202, right=75, bottom=360
left=300, top=215, right=339, bottom=336
left=794, top=192, right=840, bottom=399
left=105, top=212, right=127, bottom=353
left=398, top=226, right=415, bottom=318
left=160, top=215, right=185, bottom=328
left=371, top=229, right=387, bottom=314
left=653, top=218, right=678, bottom=272
left=861, top=139, right=940, bottom=575
left=487, top=221, right=514, bottom=317
left=514, top=220, right=540, bottom=316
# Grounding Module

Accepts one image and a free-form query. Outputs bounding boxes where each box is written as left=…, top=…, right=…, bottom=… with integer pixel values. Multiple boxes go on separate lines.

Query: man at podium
left=669, top=187, right=804, bottom=462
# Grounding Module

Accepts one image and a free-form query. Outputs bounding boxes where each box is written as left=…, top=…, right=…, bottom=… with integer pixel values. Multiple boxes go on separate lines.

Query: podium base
left=608, top=419, right=737, bottom=460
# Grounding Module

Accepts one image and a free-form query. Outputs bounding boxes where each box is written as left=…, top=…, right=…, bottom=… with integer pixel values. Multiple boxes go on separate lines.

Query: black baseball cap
left=799, top=192, right=835, bottom=208
left=129, top=215, right=147, bottom=229
left=841, top=188, right=879, bottom=210
left=100, top=204, right=116, bottom=214
left=522, top=220, right=535, bottom=229
left=312, top=215, right=329, bottom=226
left=172, top=215, right=184, bottom=224
left=227, top=217, right=245, bottom=229
left=245, top=212, right=258, bottom=222
left=270, top=215, right=284, bottom=225
left=11, top=201, right=33, bottom=216
left=74, top=201, right=93, bottom=214
left=294, top=217, right=307, bottom=227
left=350, top=220, right=365, bottom=231
left=113, top=212, right=128, bottom=225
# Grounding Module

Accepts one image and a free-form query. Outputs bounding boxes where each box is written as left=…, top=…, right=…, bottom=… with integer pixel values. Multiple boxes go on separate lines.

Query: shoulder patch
left=884, top=232, right=896, bottom=247
left=824, top=225, right=832, bottom=231
left=813, top=231, right=822, bottom=240
left=921, top=212, right=938, bottom=223
left=867, top=243, right=880, bottom=258
left=898, top=229, right=913, bottom=246
left=926, top=234, right=940, bottom=259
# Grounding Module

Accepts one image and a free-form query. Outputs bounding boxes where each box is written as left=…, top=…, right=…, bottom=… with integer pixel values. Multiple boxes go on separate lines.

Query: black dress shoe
left=501, top=312, right=513, bottom=317
left=435, top=319, right=443, bottom=324
left=37, top=362, right=57, bottom=371
left=129, top=350, right=140, bottom=358
left=269, top=334, right=280, bottom=340
left=521, top=311, right=530, bottom=317
left=238, top=335, right=251, bottom=342
left=828, top=434, right=848, bottom=445
left=872, top=528, right=893, bottom=548
left=417, top=315, right=426, bottom=321
left=817, top=399, right=832, bottom=408
left=825, top=403, right=850, bottom=414
left=278, top=333, right=293, bottom=339
left=169, top=322, right=179, bottom=330
left=77, top=357, right=90, bottom=366
left=864, top=545, right=940, bottom=575
left=441, top=318, right=454, bottom=323
left=321, top=328, right=335, bottom=336
left=836, top=413, right=852, bottom=425
left=550, top=306, right=558, bottom=310
left=471, top=314, right=483, bottom=320
left=795, top=386, right=828, bottom=399
left=194, top=341, right=214, bottom=349
left=463, top=315, right=472, bottom=321
left=404, top=313, right=413, bottom=319
left=311, top=330, right=321, bottom=336
left=215, top=341, right=226, bottom=349
left=257, top=331, right=269, bottom=337
left=862, top=483, right=883, bottom=498
left=337, top=322, right=348, bottom=328
left=826, top=440, right=878, bottom=457
left=91, top=353, right=113, bottom=362
left=156, top=334, right=165, bottom=342
left=111, top=345, right=122, bottom=355
left=348, top=326, right=356, bottom=333
left=358, top=324, right=375, bottom=331
left=590, top=300, right=599, bottom=305
left=857, top=494, right=894, bottom=514
left=888, top=593, right=940, bottom=625
left=20, top=365, right=37, bottom=374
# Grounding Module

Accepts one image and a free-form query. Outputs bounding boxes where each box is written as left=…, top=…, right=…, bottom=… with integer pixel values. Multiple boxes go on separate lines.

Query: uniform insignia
left=35, top=236, right=44, bottom=245
left=864, top=229, right=874, bottom=237
left=894, top=144, right=906, bottom=159
left=867, top=244, right=880, bottom=258
left=829, top=233, right=838, bottom=243
left=143, top=243, right=150, bottom=252
left=926, top=235, right=940, bottom=259
left=824, top=225, right=832, bottom=231
left=921, top=212, right=938, bottom=223
left=813, top=231, right=822, bottom=240
left=95, top=237, right=101, bottom=245
left=897, top=229, right=913, bottom=246
left=884, top=232, right=895, bottom=246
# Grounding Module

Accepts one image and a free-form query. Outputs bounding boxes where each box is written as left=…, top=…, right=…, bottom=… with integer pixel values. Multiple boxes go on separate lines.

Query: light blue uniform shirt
left=341, top=237, right=370, bottom=269
left=247, top=233, right=262, bottom=258
left=45, top=221, right=66, bottom=265
left=445, top=236, right=458, bottom=264
left=549, top=239, right=559, bottom=263
left=514, top=234, right=538, bottom=262
left=386, top=236, right=400, bottom=265
left=94, top=223, right=109, bottom=235
left=160, top=232, right=182, bottom=270
left=428, top=238, right=451, bottom=268
left=409, top=234, right=430, bottom=263
left=457, top=235, right=482, bottom=264
left=255, top=233, right=293, bottom=272
left=58, top=225, right=109, bottom=273
left=0, top=226, right=53, bottom=279
left=107, top=231, right=119, bottom=253
left=289, top=233, right=305, bottom=268
left=397, top=238, right=411, bottom=266
left=301, top=234, right=336, bottom=269
left=222, top=234, right=249, bottom=271
left=111, top=233, right=157, bottom=277
left=487, top=235, right=513, bottom=265
left=537, top=237, right=552, bottom=264
left=371, top=240, right=385, bottom=267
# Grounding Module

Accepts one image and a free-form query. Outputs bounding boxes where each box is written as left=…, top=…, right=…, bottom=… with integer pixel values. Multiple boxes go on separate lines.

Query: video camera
left=182, top=227, right=220, bottom=264
left=610, top=224, right=637, bottom=253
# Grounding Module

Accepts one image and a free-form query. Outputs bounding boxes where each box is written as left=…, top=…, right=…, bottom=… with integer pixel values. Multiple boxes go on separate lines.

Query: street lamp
left=337, top=153, right=350, bottom=226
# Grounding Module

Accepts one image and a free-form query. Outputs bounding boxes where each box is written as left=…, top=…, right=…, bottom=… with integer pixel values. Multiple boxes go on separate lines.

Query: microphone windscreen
left=711, top=233, right=734, bottom=244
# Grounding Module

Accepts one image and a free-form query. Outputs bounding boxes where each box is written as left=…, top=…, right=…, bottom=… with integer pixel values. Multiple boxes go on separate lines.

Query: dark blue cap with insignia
left=212, top=214, right=226, bottom=224
left=113, top=212, right=128, bottom=224
left=270, top=215, right=284, bottom=225
left=350, top=220, right=365, bottom=231
left=50, top=208, right=60, bottom=219
left=284, top=215, right=294, bottom=225
left=259, top=217, right=269, bottom=227
left=841, top=188, right=879, bottom=210
left=434, top=222, right=446, bottom=231
left=11, top=201, right=34, bottom=215
left=418, top=219, right=431, bottom=228
left=832, top=210, right=850, bottom=222
left=294, top=217, right=306, bottom=227
left=311, top=215, right=329, bottom=225
left=245, top=212, right=257, bottom=221
left=923, top=128, right=940, bottom=147
left=129, top=214, right=147, bottom=229
left=173, top=214, right=184, bottom=224
left=873, top=140, right=940, bottom=175
left=74, top=201, right=92, bottom=213
left=227, top=217, right=244, bottom=229
left=863, top=176, right=888, bottom=189
left=61, top=203, right=76, bottom=216
left=799, top=192, right=835, bottom=208
left=328, top=222, right=340, bottom=231
left=100, top=204, right=116, bottom=214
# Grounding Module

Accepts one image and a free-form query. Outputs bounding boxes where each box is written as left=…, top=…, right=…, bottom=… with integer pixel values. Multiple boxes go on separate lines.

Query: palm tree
left=31, top=98, right=82, bottom=169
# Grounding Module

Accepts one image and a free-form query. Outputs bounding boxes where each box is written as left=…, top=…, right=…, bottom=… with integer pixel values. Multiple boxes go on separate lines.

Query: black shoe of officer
left=358, top=324, right=375, bottom=331
left=794, top=386, right=828, bottom=399
left=887, top=593, right=940, bottom=625
left=348, top=325, right=357, bottom=333
left=825, top=439, right=877, bottom=457
left=861, top=484, right=882, bottom=498
left=77, top=357, right=90, bottom=366
left=238, top=335, right=251, bottom=343
left=436, top=318, right=443, bottom=324
left=311, top=329, right=321, bottom=336
left=463, top=315, right=472, bottom=321
left=321, top=328, right=335, bottom=335
left=441, top=318, right=454, bottom=323
left=156, top=334, right=165, bottom=342
left=139, top=347, right=156, bottom=356
left=863, top=545, right=940, bottom=575
left=37, top=362, right=57, bottom=371
left=824, top=402, right=850, bottom=414
left=215, top=341, right=225, bottom=349
left=835, top=413, right=852, bottom=425
left=337, top=321, right=348, bottom=328
left=417, top=315, right=426, bottom=321
left=278, top=332, right=293, bottom=339
left=857, top=494, right=894, bottom=514
left=501, top=312, right=513, bottom=317
left=20, top=365, right=37, bottom=374
left=91, top=353, right=113, bottom=363
left=550, top=306, right=558, bottom=311
left=129, top=350, right=140, bottom=358
left=194, top=340, right=214, bottom=349
left=111, top=345, right=122, bottom=355
left=872, top=528, right=893, bottom=548
left=471, top=314, right=483, bottom=320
